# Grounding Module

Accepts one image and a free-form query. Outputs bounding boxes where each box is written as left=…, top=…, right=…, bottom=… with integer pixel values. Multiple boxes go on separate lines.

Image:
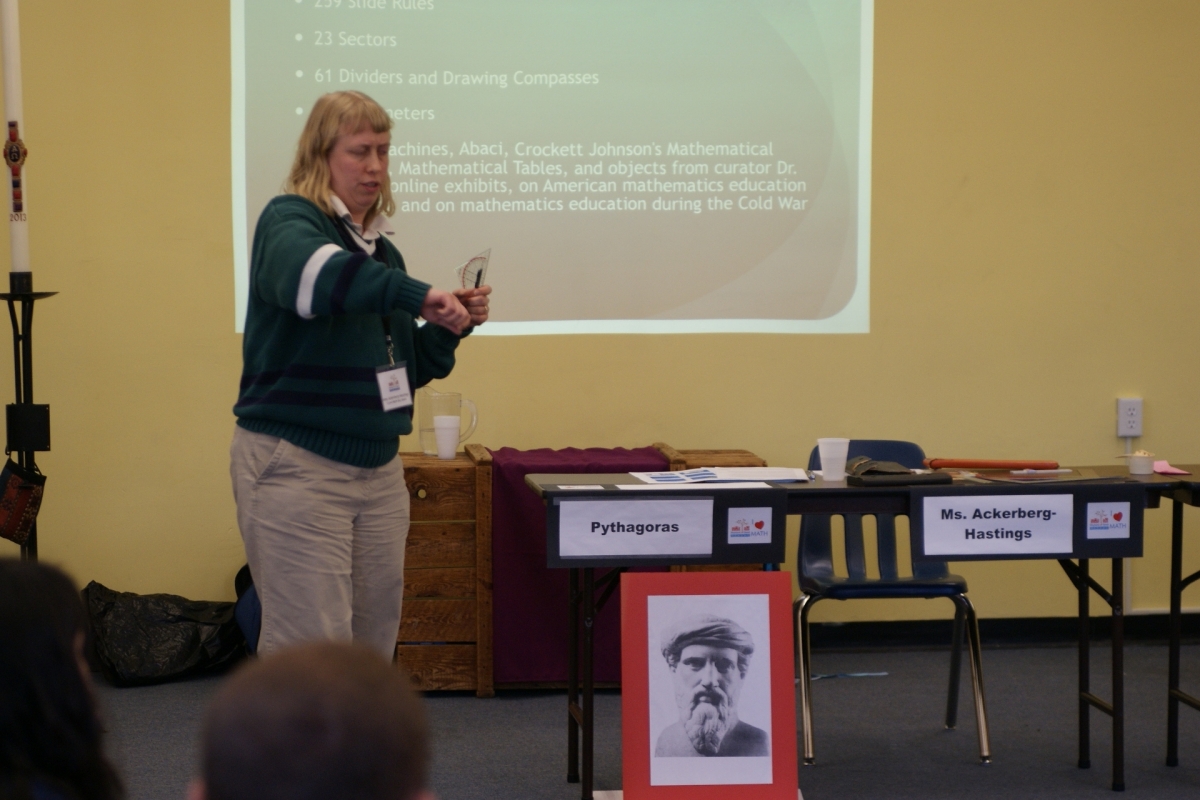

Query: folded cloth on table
left=846, top=456, right=911, bottom=476
left=847, top=472, right=953, bottom=487
left=845, top=456, right=953, bottom=486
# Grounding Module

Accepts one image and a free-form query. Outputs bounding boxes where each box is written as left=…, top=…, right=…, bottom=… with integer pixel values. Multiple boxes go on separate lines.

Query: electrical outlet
left=1117, top=397, right=1143, bottom=438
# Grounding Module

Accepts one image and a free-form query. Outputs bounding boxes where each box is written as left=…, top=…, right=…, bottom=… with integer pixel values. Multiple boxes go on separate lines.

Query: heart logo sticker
left=1113, top=512, right=1123, bottom=521
left=730, top=508, right=774, bottom=544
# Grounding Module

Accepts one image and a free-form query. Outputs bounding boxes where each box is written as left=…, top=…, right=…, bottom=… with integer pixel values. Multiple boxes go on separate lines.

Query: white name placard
left=922, top=494, right=1074, bottom=557
left=559, top=499, right=713, bottom=558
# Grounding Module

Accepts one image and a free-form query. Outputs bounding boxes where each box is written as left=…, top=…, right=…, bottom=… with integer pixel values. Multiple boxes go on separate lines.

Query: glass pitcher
left=417, top=388, right=478, bottom=459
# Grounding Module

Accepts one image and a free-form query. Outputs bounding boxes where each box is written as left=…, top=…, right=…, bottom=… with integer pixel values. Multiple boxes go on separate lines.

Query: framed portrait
left=620, top=571, right=798, bottom=800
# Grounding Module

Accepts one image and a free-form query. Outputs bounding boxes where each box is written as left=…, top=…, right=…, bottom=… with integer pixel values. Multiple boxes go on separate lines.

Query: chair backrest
left=800, top=440, right=949, bottom=582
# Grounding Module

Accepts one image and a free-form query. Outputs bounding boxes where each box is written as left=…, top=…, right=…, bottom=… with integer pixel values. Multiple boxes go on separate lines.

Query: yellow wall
left=2, top=1, right=1198, bottom=624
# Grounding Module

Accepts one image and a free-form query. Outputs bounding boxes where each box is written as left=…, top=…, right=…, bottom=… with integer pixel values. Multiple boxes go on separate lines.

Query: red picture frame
left=621, top=571, right=798, bottom=799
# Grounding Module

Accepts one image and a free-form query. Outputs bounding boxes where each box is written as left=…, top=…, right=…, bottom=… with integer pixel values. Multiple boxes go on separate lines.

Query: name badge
left=375, top=361, right=412, bottom=411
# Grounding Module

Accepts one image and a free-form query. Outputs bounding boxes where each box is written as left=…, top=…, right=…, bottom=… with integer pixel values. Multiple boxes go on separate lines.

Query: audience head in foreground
left=192, top=642, right=431, bottom=800
left=0, top=559, right=123, bottom=800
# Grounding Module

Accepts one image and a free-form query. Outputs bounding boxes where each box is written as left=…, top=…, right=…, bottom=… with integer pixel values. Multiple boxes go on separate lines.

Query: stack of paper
left=630, top=467, right=809, bottom=485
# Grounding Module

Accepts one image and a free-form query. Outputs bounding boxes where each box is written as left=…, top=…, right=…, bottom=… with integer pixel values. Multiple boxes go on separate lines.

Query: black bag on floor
left=82, top=580, right=246, bottom=686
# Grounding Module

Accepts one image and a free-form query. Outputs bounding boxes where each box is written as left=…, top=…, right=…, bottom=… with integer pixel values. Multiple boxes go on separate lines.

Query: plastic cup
left=1127, top=455, right=1154, bottom=475
left=434, top=415, right=460, bottom=460
left=817, top=438, right=851, bottom=482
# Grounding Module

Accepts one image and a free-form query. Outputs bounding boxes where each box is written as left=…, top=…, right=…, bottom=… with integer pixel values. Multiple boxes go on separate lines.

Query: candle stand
left=1, top=270, right=53, bottom=559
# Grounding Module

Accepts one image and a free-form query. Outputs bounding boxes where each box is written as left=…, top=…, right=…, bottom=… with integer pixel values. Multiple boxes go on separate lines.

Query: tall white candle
left=0, top=0, right=28, bottom=274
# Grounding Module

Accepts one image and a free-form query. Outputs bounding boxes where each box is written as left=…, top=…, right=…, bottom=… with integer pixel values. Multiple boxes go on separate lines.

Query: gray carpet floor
left=96, top=644, right=1200, bottom=800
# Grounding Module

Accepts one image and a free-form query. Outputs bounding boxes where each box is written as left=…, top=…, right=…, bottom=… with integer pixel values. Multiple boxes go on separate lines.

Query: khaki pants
left=229, top=426, right=409, bottom=659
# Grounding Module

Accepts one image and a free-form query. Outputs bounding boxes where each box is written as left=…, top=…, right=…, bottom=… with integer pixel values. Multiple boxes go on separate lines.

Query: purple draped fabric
left=490, top=446, right=669, bottom=684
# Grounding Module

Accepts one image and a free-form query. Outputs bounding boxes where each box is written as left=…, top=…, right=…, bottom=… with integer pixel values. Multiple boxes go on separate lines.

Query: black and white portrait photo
left=647, top=594, right=773, bottom=786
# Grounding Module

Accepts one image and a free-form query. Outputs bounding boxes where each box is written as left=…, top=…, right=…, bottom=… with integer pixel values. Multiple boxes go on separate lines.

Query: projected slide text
left=233, top=0, right=874, bottom=334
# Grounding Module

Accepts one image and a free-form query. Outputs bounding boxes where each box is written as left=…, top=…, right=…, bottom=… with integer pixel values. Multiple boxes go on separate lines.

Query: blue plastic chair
left=794, top=440, right=991, bottom=765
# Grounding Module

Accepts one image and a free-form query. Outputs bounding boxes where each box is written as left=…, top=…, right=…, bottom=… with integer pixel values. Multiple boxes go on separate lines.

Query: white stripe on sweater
left=296, top=243, right=341, bottom=319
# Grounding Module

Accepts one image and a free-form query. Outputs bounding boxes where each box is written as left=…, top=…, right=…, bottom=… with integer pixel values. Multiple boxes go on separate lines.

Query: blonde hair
left=285, top=91, right=395, bottom=226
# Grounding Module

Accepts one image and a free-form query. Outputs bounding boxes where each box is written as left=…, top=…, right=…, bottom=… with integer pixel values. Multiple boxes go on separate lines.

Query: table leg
left=1078, top=558, right=1091, bottom=770
left=582, top=567, right=595, bottom=800
left=1167, top=499, right=1183, bottom=767
left=1063, top=556, right=1126, bottom=790
left=567, top=568, right=580, bottom=784
left=1111, top=558, right=1125, bottom=792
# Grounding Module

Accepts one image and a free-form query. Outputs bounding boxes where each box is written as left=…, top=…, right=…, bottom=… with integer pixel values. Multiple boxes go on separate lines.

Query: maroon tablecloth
left=490, top=446, right=669, bottom=684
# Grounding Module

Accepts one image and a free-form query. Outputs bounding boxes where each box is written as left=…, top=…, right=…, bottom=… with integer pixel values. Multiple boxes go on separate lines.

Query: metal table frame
left=783, top=471, right=1167, bottom=793
left=1164, top=483, right=1200, bottom=767
left=1058, top=557, right=1126, bottom=788
left=542, top=478, right=784, bottom=799
left=566, top=566, right=622, bottom=791
left=533, top=469, right=1180, bottom=798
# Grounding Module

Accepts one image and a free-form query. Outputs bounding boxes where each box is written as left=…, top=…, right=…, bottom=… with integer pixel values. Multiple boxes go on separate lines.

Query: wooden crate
left=398, top=442, right=765, bottom=694
left=396, top=444, right=493, bottom=697
left=654, top=443, right=768, bottom=471
left=653, top=443, right=767, bottom=573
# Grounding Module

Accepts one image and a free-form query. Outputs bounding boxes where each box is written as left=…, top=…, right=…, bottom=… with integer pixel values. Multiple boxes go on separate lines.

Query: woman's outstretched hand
left=453, top=285, right=492, bottom=327
left=420, top=288, right=471, bottom=334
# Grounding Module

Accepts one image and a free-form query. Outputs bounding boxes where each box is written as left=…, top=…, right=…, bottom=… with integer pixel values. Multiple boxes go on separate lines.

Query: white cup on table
left=1127, top=454, right=1154, bottom=475
left=817, top=438, right=851, bottom=482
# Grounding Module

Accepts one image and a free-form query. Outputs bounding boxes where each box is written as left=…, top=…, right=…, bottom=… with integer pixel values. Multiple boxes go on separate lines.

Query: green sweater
left=235, top=195, right=464, bottom=467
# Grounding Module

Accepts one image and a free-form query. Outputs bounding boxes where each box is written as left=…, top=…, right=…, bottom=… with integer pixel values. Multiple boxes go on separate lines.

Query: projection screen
left=231, top=0, right=874, bottom=334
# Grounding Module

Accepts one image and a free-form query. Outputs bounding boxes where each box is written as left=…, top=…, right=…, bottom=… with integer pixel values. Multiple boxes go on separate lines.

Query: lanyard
left=382, top=316, right=394, bottom=366
left=332, top=214, right=393, bottom=365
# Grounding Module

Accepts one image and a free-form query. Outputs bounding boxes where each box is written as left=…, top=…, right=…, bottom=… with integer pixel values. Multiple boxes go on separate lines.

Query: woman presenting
left=231, top=91, right=491, bottom=658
